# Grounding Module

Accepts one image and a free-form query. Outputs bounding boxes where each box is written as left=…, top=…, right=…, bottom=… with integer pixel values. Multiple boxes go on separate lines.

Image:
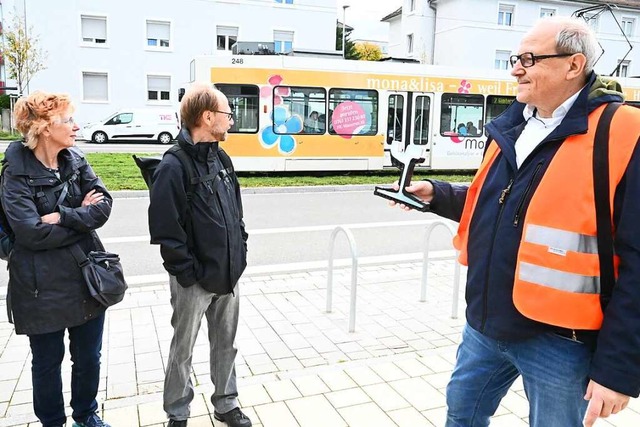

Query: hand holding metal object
left=374, top=141, right=430, bottom=212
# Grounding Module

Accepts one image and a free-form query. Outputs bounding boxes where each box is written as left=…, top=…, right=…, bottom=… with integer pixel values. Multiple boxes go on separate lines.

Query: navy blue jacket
left=429, top=73, right=640, bottom=397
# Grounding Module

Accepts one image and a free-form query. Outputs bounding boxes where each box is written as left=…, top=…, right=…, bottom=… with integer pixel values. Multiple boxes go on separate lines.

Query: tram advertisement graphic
left=332, top=101, right=367, bottom=139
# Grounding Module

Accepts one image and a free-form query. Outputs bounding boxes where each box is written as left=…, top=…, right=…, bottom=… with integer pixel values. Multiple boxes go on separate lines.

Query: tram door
left=384, top=92, right=434, bottom=168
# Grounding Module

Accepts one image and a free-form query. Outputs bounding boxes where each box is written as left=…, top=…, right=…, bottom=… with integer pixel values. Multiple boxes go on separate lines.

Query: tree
left=354, top=42, right=382, bottom=61
left=336, top=25, right=359, bottom=60
left=2, top=12, right=47, bottom=95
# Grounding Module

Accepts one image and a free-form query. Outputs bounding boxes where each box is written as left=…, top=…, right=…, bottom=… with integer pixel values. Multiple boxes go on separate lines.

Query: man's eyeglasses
left=213, top=110, right=234, bottom=120
left=509, top=52, right=573, bottom=68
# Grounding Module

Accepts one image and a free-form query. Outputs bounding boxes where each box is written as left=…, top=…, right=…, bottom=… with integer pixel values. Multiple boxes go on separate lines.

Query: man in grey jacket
left=149, top=83, right=250, bottom=427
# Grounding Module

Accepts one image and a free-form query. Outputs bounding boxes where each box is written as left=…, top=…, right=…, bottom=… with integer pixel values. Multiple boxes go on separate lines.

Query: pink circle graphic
left=331, top=101, right=367, bottom=139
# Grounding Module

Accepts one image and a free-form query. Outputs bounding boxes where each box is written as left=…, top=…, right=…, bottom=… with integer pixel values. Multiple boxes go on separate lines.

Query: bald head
left=528, top=16, right=599, bottom=74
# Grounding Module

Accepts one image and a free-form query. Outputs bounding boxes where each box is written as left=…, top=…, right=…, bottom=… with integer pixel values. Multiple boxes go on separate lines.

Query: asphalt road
left=0, top=188, right=458, bottom=288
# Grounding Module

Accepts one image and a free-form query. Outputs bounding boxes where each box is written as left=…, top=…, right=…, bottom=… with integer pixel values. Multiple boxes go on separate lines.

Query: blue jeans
left=446, top=323, right=592, bottom=427
left=29, top=314, right=105, bottom=427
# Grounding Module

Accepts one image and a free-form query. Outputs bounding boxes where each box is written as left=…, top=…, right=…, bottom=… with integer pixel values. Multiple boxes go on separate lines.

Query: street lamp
left=342, top=5, right=350, bottom=59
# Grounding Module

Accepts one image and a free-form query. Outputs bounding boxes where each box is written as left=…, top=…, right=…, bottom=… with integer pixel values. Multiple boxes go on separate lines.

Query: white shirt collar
left=522, top=88, right=583, bottom=123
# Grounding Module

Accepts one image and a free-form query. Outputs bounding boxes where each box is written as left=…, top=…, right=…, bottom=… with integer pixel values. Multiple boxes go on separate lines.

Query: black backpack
left=133, top=146, right=235, bottom=252
left=132, top=145, right=234, bottom=197
left=0, top=162, right=13, bottom=260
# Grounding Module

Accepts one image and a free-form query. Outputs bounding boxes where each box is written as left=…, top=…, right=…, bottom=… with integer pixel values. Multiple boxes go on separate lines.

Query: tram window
left=440, top=93, right=484, bottom=137
left=413, top=96, right=430, bottom=145
left=486, top=95, right=515, bottom=133
left=329, top=88, right=378, bottom=136
left=216, top=84, right=259, bottom=133
left=387, top=94, right=404, bottom=143
left=275, top=86, right=327, bottom=135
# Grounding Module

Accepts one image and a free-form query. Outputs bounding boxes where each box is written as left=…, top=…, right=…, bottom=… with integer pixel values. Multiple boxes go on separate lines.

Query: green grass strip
left=1, top=152, right=473, bottom=191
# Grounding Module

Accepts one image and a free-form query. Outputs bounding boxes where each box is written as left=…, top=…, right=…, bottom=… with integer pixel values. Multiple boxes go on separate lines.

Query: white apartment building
left=0, top=0, right=337, bottom=123
left=383, top=0, right=640, bottom=78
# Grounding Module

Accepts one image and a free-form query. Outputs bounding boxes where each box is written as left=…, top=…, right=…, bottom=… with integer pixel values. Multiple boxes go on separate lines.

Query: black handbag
left=70, top=244, right=128, bottom=307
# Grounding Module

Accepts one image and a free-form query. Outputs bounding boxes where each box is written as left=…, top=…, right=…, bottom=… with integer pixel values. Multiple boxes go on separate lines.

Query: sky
left=336, top=0, right=403, bottom=42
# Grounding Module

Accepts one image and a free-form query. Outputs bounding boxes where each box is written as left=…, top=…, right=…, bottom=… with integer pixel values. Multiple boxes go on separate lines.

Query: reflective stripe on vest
left=524, top=224, right=599, bottom=255
left=519, top=224, right=601, bottom=295
left=455, top=103, right=640, bottom=330
left=519, top=262, right=600, bottom=294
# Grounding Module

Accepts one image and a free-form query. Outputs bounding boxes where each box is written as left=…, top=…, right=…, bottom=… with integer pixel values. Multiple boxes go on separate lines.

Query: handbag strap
left=593, top=102, right=622, bottom=312
left=54, top=180, right=70, bottom=208
left=69, top=243, right=90, bottom=267
left=54, top=179, right=90, bottom=267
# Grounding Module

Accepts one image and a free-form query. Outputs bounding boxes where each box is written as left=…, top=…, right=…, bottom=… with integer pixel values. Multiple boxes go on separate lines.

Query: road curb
left=111, top=184, right=377, bottom=198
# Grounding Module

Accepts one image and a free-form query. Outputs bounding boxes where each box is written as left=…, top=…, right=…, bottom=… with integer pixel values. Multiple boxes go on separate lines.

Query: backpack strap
left=217, top=148, right=234, bottom=175
left=166, top=145, right=199, bottom=201
left=0, top=162, right=13, bottom=239
left=593, top=102, right=622, bottom=312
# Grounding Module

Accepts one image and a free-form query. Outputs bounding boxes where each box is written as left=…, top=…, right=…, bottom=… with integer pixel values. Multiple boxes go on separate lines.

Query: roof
left=381, top=7, right=402, bottom=22
left=336, top=19, right=354, bottom=31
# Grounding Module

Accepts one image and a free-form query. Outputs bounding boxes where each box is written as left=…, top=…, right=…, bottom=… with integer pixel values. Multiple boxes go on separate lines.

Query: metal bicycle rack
left=326, top=219, right=462, bottom=333
left=421, top=221, right=462, bottom=319
left=326, top=226, right=359, bottom=332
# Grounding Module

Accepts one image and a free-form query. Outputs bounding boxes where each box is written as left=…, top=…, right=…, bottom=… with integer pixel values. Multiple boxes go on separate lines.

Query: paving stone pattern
left=0, top=261, right=637, bottom=426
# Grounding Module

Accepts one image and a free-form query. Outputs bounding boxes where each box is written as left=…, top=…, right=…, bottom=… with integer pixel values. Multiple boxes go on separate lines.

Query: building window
left=275, top=0, right=293, bottom=3
left=410, top=0, right=416, bottom=12
left=540, top=8, right=555, bottom=18
left=147, top=20, right=170, bottom=48
left=274, top=30, right=294, bottom=53
left=622, top=18, right=635, bottom=37
left=495, top=50, right=510, bottom=70
left=82, top=72, right=108, bottom=102
left=616, top=60, right=630, bottom=78
left=147, top=75, right=171, bottom=101
left=81, top=15, right=107, bottom=44
left=407, top=34, right=414, bottom=54
left=217, top=26, right=238, bottom=51
left=498, top=4, right=514, bottom=26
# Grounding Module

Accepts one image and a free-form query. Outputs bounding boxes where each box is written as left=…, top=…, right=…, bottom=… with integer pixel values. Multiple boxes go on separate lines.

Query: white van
left=80, top=109, right=180, bottom=144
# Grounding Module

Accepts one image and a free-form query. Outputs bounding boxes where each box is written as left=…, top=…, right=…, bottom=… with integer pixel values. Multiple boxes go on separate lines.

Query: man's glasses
left=213, top=110, right=234, bottom=120
left=509, top=52, right=573, bottom=68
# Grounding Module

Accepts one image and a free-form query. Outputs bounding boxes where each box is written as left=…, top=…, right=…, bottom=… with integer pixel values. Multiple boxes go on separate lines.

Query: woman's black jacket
left=1, top=141, right=112, bottom=335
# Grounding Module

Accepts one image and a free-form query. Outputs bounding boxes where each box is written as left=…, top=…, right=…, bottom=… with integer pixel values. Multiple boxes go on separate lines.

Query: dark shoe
left=72, top=413, right=111, bottom=427
left=168, top=420, right=187, bottom=427
left=213, top=408, right=252, bottom=427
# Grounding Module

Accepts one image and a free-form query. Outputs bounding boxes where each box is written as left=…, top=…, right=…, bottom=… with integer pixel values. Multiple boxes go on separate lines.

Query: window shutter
left=81, top=16, right=107, bottom=40
left=147, top=21, right=170, bottom=40
left=83, top=73, right=108, bottom=101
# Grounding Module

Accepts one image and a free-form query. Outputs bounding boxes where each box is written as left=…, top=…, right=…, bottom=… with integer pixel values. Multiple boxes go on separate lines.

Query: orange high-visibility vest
left=454, top=104, right=640, bottom=330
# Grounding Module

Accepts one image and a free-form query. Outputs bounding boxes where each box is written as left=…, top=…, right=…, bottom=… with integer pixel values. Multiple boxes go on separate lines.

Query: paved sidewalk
left=0, top=261, right=638, bottom=427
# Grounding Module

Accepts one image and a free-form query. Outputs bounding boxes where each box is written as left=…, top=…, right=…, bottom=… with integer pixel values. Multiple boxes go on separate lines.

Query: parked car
left=79, top=109, right=180, bottom=144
